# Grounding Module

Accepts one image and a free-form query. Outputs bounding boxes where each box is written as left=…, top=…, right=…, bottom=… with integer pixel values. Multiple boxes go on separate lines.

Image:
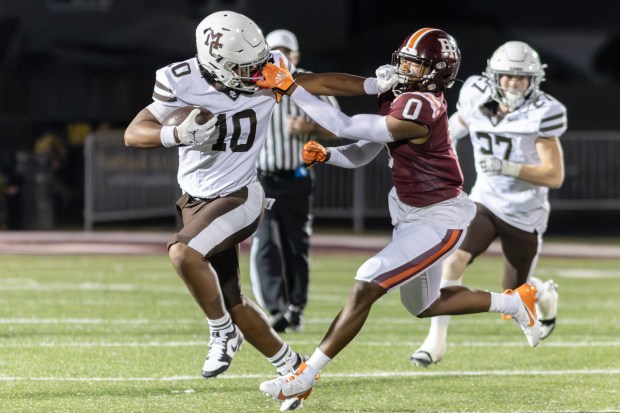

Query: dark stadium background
left=1, top=0, right=619, bottom=235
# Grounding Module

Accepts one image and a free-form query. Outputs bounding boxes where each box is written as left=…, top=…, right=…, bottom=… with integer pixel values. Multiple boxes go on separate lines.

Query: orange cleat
left=501, top=283, right=542, bottom=347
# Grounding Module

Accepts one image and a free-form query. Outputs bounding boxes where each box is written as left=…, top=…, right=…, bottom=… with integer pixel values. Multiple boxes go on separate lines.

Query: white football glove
left=375, top=64, right=399, bottom=93
left=176, top=109, right=219, bottom=146
left=478, top=154, right=521, bottom=177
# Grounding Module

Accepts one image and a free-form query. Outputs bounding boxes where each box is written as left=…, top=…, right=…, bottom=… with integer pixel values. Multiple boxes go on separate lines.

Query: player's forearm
left=327, top=141, right=384, bottom=168
left=124, top=108, right=171, bottom=149
left=296, top=72, right=367, bottom=96
left=124, top=121, right=166, bottom=149
left=290, top=87, right=393, bottom=143
left=516, top=164, right=564, bottom=188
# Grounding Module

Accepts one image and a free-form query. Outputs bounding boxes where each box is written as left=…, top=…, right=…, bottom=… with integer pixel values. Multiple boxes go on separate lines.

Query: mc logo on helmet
left=203, top=28, right=224, bottom=57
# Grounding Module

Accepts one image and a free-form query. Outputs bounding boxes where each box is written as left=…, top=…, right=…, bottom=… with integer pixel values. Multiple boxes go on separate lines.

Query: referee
left=250, top=29, right=339, bottom=332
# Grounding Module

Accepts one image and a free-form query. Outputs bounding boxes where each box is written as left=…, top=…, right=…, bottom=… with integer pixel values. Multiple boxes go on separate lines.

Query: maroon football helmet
left=391, top=28, right=461, bottom=93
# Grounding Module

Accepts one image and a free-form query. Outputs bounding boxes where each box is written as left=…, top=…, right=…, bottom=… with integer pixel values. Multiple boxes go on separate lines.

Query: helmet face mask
left=391, top=55, right=432, bottom=92
left=391, top=28, right=461, bottom=94
left=484, top=41, right=547, bottom=111
left=195, top=11, right=269, bottom=94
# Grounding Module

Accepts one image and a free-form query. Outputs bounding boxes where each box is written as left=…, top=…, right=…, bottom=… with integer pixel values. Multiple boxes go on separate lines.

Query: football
left=161, top=106, right=214, bottom=126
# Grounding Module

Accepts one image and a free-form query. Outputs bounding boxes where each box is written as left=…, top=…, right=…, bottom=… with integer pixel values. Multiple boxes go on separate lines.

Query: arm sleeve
left=327, top=141, right=384, bottom=168
left=290, top=86, right=393, bottom=143
left=448, top=112, right=469, bottom=150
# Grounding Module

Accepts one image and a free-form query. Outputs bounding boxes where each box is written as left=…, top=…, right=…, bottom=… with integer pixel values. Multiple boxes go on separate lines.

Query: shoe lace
left=277, top=353, right=303, bottom=376
left=207, top=332, right=227, bottom=361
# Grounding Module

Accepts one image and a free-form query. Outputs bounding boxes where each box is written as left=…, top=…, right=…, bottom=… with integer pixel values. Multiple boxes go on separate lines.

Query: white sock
left=207, top=313, right=233, bottom=334
left=306, top=348, right=331, bottom=373
left=440, top=278, right=462, bottom=289
left=488, top=291, right=518, bottom=315
left=426, top=315, right=449, bottom=343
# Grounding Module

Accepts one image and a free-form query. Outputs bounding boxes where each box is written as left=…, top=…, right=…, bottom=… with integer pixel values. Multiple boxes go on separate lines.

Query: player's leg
left=168, top=183, right=263, bottom=378
left=259, top=221, right=465, bottom=401
left=259, top=278, right=387, bottom=401
left=213, top=245, right=299, bottom=364
left=499, top=225, right=558, bottom=339
left=412, top=203, right=497, bottom=366
left=497, top=216, right=540, bottom=289
left=212, top=243, right=305, bottom=411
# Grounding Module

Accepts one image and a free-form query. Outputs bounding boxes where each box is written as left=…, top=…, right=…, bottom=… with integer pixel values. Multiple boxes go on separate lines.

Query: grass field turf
left=0, top=252, right=619, bottom=412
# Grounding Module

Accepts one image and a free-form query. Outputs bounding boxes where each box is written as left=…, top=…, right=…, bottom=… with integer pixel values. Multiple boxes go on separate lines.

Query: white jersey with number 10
left=146, top=51, right=293, bottom=199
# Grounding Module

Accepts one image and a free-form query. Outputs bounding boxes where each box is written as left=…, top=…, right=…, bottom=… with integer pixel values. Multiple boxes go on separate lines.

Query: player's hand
left=478, top=155, right=521, bottom=177
left=303, top=140, right=329, bottom=167
left=375, top=64, right=399, bottom=93
left=257, top=57, right=295, bottom=103
left=176, top=108, right=219, bottom=146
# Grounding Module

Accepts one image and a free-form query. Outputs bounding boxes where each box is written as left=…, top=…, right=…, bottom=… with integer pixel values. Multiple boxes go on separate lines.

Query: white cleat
left=410, top=350, right=435, bottom=368
left=501, top=283, right=542, bottom=348
left=534, top=279, right=559, bottom=340
left=277, top=354, right=306, bottom=411
left=260, top=362, right=317, bottom=402
left=410, top=340, right=445, bottom=368
left=201, top=325, right=244, bottom=378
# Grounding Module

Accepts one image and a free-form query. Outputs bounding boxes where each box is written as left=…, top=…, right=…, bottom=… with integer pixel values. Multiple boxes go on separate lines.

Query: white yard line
left=1, top=368, right=620, bottom=382
left=0, top=316, right=601, bottom=325
left=0, top=339, right=618, bottom=348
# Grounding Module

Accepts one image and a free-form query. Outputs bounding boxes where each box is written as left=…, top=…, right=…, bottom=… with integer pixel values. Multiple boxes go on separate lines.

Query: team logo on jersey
left=203, top=28, right=224, bottom=57
left=438, top=38, right=458, bottom=58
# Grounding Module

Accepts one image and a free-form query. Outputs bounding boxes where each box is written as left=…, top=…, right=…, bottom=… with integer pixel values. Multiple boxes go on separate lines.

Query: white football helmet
left=484, top=41, right=547, bottom=111
left=195, top=11, right=269, bottom=93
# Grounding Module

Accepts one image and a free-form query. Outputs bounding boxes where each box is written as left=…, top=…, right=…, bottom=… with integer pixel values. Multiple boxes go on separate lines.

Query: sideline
left=0, top=231, right=619, bottom=258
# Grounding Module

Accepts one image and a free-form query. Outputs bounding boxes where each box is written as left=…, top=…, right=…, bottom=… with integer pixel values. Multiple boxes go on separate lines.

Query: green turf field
left=0, top=252, right=618, bottom=412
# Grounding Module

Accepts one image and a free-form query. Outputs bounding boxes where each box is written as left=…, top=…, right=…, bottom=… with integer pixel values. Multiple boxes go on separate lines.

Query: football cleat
left=277, top=353, right=306, bottom=411
left=410, top=319, right=448, bottom=368
left=202, top=325, right=244, bottom=378
left=532, top=278, right=559, bottom=340
left=410, top=350, right=435, bottom=368
left=280, top=397, right=303, bottom=412
left=260, top=362, right=318, bottom=402
left=501, top=284, right=542, bottom=348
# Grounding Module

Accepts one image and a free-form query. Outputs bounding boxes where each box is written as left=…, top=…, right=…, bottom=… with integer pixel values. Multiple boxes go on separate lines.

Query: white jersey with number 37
left=455, top=75, right=567, bottom=233
left=146, top=51, right=293, bottom=199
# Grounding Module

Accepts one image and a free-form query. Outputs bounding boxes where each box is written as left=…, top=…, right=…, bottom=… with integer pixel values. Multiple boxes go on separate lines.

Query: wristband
left=502, top=161, right=521, bottom=177
left=363, top=77, right=379, bottom=95
left=160, top=125, right=178, bottom=147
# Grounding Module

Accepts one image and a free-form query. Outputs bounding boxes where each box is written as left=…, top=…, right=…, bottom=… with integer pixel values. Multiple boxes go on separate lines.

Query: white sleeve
left=327, top=141, right=384, bottom=168
left=290, top=87, right=393, bottom=143
left=448, top=112, right=469, bottom=149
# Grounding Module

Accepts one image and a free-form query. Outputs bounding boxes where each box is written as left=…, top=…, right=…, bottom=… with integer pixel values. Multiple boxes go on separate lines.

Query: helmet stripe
left=406, top=27, right=438, bottom=50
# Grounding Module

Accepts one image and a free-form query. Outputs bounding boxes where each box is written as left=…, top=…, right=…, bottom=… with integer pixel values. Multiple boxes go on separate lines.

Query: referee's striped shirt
left=258, top=69, right=339, bottom=172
